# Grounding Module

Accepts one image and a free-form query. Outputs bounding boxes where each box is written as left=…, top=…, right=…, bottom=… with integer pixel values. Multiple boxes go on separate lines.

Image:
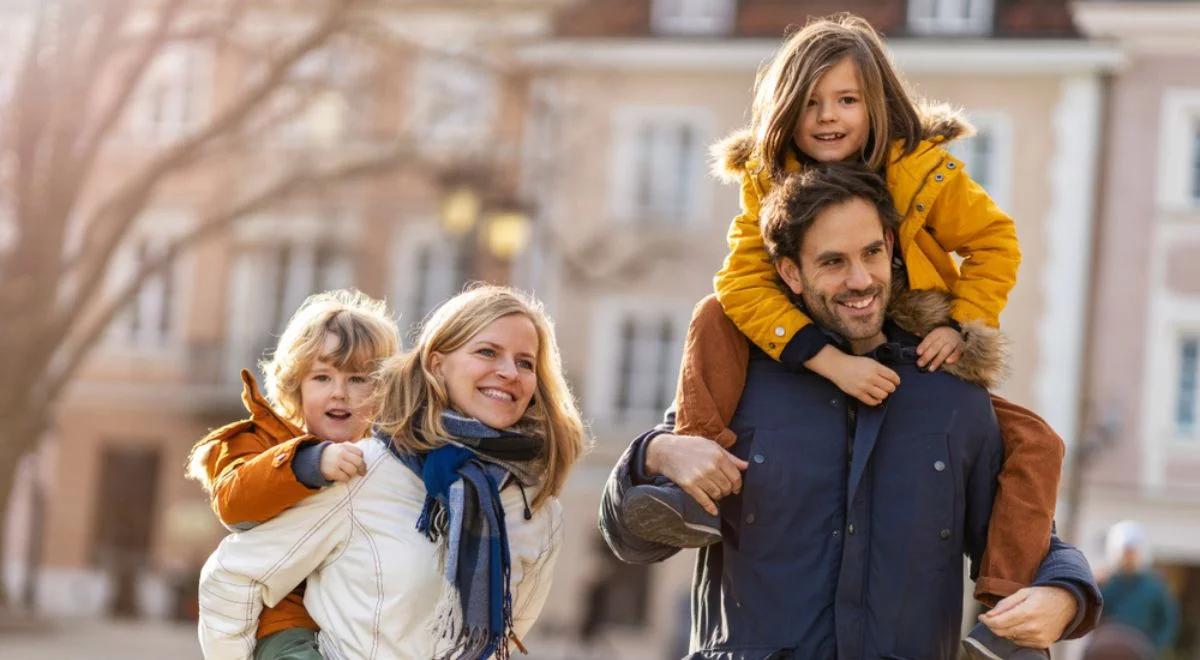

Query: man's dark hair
left=760, top=163, right=901, bottom=262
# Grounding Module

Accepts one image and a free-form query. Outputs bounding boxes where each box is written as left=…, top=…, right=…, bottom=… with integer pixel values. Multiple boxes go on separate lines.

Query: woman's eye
left=517, top=359, right=535, bottom=371
left=477, top=348, right=496, bottom=358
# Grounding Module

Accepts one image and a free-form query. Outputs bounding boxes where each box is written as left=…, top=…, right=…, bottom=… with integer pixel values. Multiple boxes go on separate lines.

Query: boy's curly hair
left=262, top=289, right=401, bottom=428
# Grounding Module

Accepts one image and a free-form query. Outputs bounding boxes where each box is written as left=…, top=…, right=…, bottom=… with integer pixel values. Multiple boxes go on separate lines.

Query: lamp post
left=439, top=182, right=531, bottom=286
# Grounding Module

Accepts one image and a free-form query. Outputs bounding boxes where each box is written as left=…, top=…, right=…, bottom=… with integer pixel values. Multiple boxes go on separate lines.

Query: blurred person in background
left=1096, top=521, right=1179, bottom=656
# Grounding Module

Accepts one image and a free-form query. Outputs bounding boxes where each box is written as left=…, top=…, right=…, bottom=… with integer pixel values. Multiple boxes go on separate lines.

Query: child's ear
left=776, top=257, right=804, bottom=296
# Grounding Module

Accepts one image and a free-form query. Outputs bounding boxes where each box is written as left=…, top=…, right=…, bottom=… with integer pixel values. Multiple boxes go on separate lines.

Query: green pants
left=254, top=628, right=322, bottom=660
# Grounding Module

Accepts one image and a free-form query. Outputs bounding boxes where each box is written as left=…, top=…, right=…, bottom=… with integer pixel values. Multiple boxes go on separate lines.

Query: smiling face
left=793, top=56, right=870, bottom=164
left=777, top=196, right=893, bottom=354
left=299, top=332, right=377, bottom=443
left=430, top=313, right=539, bottom=430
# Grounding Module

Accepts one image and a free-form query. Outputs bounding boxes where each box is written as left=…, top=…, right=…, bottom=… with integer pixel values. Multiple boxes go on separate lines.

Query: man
left=1097, top=521, right=1179, bottom=654
left=598, top=165, right=1101, bottom=659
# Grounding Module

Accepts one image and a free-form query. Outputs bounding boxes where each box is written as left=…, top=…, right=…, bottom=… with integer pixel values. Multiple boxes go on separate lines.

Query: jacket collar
left=238, top=369, right=304, bottom=441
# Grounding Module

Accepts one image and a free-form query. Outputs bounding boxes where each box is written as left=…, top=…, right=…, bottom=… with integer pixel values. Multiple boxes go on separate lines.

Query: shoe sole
left=623, top=490, right=721, bottom=548
left=961, top=638, right=1004, bottom=660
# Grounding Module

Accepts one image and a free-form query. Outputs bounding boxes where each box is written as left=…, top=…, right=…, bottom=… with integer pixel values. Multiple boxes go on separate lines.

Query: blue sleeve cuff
left=779, top=324, right=835, bottom=371
left=291, top=440, right=332, bottom=489
left=631, top=428, right=673, bottom=486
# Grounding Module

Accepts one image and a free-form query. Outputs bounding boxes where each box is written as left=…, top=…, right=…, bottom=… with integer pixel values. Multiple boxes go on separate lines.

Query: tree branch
left=37, top=140, right=412, bottom=405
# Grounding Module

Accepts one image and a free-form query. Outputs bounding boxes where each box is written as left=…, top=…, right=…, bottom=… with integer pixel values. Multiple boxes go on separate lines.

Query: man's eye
left=823, top=259, right=841, bottom=267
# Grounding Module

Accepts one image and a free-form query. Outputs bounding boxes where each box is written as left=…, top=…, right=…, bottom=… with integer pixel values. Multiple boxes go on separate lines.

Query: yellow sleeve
left=713, top=169, right=817, bottom=362
left=925, top=169, right=1021, bottom=328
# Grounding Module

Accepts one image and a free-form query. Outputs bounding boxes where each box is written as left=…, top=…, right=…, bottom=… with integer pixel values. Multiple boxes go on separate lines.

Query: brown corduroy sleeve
left=209, top=436, right=321, bottom=527
left=973, top=395, right=1065, bottom=606
left=674, top=295, right=750, bottom=449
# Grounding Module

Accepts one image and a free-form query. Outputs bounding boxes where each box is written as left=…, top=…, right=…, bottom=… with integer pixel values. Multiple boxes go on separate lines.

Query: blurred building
left=516, top=0, right=1120, bottom=657
left=1073, top=1, right=1200, bottom=655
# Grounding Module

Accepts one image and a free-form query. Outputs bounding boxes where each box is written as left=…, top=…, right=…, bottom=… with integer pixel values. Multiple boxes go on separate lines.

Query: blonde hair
left=750, top=13, right=922, bottom=181
left=374, top=285, right=587, bottom=510
left=262, top=289, right=401, bottom=428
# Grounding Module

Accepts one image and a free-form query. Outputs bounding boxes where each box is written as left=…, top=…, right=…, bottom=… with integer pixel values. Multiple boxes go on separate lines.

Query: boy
left=187, top=289, right=400, bottom=660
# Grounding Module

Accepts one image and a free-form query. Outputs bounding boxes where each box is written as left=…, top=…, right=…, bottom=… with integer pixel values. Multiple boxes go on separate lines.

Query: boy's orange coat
left=195, top=369, right=321, bottom=639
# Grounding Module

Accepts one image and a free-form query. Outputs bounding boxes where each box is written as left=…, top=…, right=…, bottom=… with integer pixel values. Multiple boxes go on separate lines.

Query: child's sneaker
left=961, top=622, right=1050, bottom=660
left=621, top=483, right=721, bottom=548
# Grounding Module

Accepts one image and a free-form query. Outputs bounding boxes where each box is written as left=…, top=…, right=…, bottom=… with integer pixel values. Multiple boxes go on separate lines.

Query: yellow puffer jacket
left=712, top=106, right=1020, bottom=363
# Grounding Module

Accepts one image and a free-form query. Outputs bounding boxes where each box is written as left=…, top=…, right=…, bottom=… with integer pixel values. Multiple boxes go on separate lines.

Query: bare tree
left=0, top=0, right=511, bottom=609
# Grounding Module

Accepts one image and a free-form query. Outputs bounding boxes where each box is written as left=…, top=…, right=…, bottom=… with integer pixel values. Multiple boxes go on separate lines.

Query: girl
left=629, top=13, right=1064, bottom=659
left=198, top=285, right=587, bottom=660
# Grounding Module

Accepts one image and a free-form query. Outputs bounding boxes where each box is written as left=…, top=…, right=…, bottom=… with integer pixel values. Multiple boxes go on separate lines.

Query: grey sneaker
left=621, top=483, right=721, bottom=548
left=961, top=622, right=1050, bottom=660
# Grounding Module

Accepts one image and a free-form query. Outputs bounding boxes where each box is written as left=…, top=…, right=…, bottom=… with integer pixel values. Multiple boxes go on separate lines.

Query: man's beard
left=799, top=276, right=889, bottom=343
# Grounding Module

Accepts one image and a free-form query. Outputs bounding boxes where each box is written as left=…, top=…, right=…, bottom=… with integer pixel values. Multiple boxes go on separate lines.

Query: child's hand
left=320, top=443, right=366, bottom=482
left=807, top=346, right=900, bottom=406
left=917, top=326, right=964, bottom=372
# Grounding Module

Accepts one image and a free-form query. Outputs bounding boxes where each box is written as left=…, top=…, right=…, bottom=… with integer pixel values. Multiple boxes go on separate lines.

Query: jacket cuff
left=291, top=441, right=332, bottom=489
left=631, top=428, right=674, bottom=486
left=779, top=324, right=835, bottom=371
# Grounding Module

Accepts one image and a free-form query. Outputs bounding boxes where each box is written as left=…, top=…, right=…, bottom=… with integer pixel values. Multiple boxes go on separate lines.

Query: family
left=192, top=13, right=1102, bottom=660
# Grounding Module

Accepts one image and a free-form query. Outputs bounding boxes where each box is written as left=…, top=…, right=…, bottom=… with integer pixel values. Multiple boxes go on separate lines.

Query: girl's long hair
left=374, top=285, right=587, bottom=510
left=751, top=13, right=923, bottom=180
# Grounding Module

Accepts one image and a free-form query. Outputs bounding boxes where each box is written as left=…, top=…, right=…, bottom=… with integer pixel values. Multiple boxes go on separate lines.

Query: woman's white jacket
left=197, top=436, right=563, bottom=660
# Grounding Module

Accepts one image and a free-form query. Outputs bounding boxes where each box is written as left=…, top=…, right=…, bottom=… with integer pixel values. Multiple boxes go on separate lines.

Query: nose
left=495, top=358, right=517, bottom=380
left=331, top=376, right=348, bottom=399
left=817, top=99, right=836, bottom=123
left=845, top=260, right=871, bottom=290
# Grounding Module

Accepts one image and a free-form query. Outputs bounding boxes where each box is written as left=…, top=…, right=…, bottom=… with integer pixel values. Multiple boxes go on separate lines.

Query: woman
left=198, top=285, right=587, bottom=660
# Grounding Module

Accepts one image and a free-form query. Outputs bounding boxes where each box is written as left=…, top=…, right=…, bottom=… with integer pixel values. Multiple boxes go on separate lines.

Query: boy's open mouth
left=326, top=409, right=352, bottom=420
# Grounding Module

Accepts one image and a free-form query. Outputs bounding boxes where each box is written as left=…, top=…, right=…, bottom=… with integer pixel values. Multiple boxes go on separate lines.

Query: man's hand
left=979, top=586, right=1078, bottom=649
left=320, top=443, right=366, bottom=482
left=917, top=325, right=964, bottom=372
left=643, top=433, right=749, bottom=516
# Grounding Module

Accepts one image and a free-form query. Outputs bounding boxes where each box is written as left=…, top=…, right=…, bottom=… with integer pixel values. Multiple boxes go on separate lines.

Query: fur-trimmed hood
left=710, top=100, right=974, bottom=183
left=887, top=287, right=1009, bottom=390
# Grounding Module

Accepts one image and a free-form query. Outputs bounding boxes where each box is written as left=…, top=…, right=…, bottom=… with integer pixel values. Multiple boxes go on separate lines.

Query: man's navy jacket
left=599, top=328, right=1101, bottom=659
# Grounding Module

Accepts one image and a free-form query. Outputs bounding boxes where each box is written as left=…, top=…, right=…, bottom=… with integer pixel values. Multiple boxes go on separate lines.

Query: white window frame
left=651, top=0, right=736, bottom=36
left=127, top=44, right=212, bottom=142
left=0, top=16, right=31, bottom=107
left=388, top=221, right=462, bottom=338
left=1176, top=333, right=1200, bottom=440
left=908, top=0, right=994, bottom=36
left=1157, top=88, right=1200, bottom=212
left=225, top=213, right=359, bottom=381
left=105, top=209, right=194, bottom=351
left=407, top=54, right=496, bottom=148
left=609, top=105, right=712, bottom=226
left=585, top=296, right=692, bottom=426
left=947, top=111, right=1013, bottom=211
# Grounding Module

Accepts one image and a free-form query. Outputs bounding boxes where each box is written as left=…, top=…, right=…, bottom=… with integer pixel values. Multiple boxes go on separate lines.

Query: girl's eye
left=840, top=96, right=858, bottom=105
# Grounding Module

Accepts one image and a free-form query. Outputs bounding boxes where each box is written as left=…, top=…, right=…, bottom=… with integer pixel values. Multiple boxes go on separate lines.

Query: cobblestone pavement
left=0, top=619, right=201, bottom=660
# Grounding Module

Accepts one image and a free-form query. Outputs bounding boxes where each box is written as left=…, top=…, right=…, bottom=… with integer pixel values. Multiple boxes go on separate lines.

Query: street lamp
left=438, top=183, right=531, bottom=283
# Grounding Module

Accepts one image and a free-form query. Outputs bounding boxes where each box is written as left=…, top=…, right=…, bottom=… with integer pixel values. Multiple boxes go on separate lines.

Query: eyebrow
left=813, top=240, right=885, bottom=263
left=473, top=339, right=536, bottom=361
left=833, top=88, right=860, bottom=94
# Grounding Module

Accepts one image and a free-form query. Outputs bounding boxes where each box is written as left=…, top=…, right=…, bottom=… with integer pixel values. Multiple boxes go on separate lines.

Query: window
left=1179, top=336, right=1199, bottom=437
left=107, top=212, right=192, bottom=349
left=272, top=45, right=371, bottom=145
left=120, top=237, right=176, bottom=345
left=128, top=45, right=211, bottom=141
left=610, top=107, right=711, bottom=225
left=408, top=55, right=495, bottom=147
left=0, top=18, right=31, bottom=107
left=1156, top=89, right=1200, bottom=210
left=947, top=113, right=1012, bottom=210
left=651, top=0, right=736, bottom=36
left=908, top=0, right=994, bottom=36
left=226, top=215, right=357, bottom=379
left=1191, top=121, right=1200, bottom=204
left=408, top=240, right=461, bottom=330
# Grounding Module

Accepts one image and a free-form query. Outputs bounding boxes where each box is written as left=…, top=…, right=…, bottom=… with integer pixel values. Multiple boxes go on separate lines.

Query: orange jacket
left=190, top=369, right=322, bottom=639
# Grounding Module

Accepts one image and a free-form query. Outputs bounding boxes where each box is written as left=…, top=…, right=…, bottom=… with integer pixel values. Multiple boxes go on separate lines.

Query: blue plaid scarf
left=385, top=411, right=543, bottom=660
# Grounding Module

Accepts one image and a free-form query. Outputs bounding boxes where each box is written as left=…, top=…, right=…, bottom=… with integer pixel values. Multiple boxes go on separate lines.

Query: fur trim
left=709, top=128, right=756, bottom=184
left=887, top=288, right=1009, bottom=390
left=709, top=101, right=976, bottom=182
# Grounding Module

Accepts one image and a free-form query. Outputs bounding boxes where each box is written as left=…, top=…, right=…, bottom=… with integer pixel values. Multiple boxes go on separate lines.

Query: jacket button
left=753, top=454, right=765, bottom=464
left=832, top=529, right=840, bottom=537
left=830, top=399, right=838, bottom=407
left=947, top=161, right=957, bottom=169
left=273, top=453, right=287, bottom=467
left=934, top=173, right=944, bottom=182
left=916, top=203, right=926, bottom=212
left=934, top=460, right=946, bottom=472
left=774, top=326, right=786, bottom=337
left=848, top=523, right=856, bottom=535
left=939, top=528, right=951, bottom=540
left=746, top=513, right=756, bottom=524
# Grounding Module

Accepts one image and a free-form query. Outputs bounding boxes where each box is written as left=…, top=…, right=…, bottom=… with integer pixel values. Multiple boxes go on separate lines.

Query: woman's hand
left=320, top=443, right=367, bottom=482
left=643, top=433, right=749, bottom=516
left=917, top=325, right=964, bottom=372
left=808, top=345, right=900, bottom=406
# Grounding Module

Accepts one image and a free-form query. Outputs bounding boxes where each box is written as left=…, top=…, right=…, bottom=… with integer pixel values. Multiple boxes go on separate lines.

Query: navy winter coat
left=599, top=327, right=1101, bottom=659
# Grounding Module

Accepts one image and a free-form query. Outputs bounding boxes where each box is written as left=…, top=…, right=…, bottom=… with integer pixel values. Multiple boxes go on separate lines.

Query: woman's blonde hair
left=374, top=285, right=587, bottom=510
left=750, top=13, right=922, bottom=180
left=262, top=289, right=401, bottom=428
